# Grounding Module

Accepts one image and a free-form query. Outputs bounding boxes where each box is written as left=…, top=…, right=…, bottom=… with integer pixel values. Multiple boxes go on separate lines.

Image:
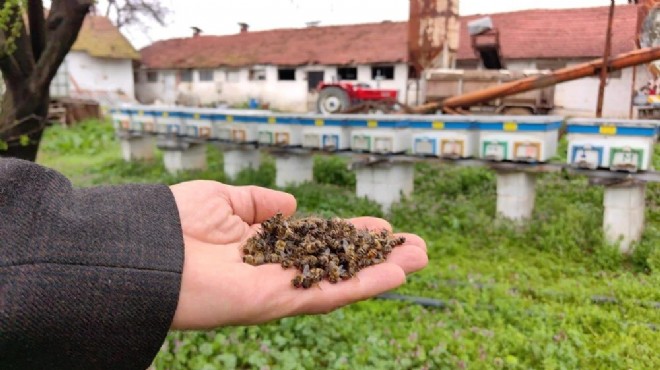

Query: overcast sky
left=103, top=0, right=632, bottom=49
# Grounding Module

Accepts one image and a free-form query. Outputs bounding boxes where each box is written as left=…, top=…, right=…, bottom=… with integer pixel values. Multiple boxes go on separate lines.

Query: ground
left=38, top=121, right=660, bottom=370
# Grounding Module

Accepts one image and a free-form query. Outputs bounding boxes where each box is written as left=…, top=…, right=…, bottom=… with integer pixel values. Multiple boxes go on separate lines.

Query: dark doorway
left=307, top=71, right=325, bottom=92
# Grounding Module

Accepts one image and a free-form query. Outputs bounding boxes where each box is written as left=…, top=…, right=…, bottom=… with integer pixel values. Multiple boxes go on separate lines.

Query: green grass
left=38, top=121, right=660, bottom=370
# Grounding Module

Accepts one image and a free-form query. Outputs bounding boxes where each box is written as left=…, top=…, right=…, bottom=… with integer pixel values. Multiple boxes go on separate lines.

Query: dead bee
left=292, top=275, right=304, bottom=288
left=243, top=255, right=256, bottom=265
left=275, top=239, right=287, bottom=252
left=269, top=253, right=281, bottom=263
left=253, top=252, right=265, bottom=265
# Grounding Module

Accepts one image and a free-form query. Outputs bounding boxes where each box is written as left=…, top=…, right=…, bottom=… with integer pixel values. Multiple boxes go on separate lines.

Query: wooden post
left=596, top=0, right=615, bottom=117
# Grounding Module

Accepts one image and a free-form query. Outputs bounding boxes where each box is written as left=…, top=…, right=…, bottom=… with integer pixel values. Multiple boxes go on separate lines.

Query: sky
left=101, top=0, right=633, bottom=49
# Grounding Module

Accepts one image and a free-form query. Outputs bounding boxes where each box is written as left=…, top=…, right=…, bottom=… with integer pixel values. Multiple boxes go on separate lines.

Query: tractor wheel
left=317, top=87, right=350, bottom=114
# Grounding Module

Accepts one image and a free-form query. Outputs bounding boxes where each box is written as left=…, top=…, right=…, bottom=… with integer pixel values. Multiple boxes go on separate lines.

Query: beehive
left=475, top=115, right=563, bottom=162
left=349, top=116, right=411, bottom=154
left=256, top=114, right=302, bottom=146
left=408, top=115, right=477, bottom=158
left=110, top=107, right=132, bottom=132
left=181, top=108, right=214, bottom=139
left=154, top=107, right=185, bottom=135
left=566, top=118, right=659, bottom=172
left=300, top=115, right=351, bottom=150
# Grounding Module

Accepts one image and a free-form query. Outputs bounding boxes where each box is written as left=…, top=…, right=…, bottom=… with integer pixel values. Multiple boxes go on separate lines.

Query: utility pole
left=596, top=0, right=616, bottom=117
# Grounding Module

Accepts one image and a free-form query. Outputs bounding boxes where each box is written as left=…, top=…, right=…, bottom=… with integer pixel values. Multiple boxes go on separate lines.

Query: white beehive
left=110, top=108, right=131, bottom=132
left=256, top=115, right=302, bottom=146
left=129, top=106, right=158, bottom=133
left=408, top=116, right=478, bottom=158
left=154, top=107, right=185, bottom=136
left=348, top=116, right=411, bottom=154
left=181, top=108, right=214, bottom=139
left=300, top=115, right=351, bottom=150
left=475, top=115, right=563, bottom=162
left=566, top=118, right=659, bottom=172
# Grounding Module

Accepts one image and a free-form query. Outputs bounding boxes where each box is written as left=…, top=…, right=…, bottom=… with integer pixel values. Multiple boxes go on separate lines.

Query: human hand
left=169, top=180, right=428, bottom=330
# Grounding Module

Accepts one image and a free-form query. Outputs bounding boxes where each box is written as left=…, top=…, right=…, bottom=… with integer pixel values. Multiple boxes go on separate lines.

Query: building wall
left=135, top=63, right=412, bottom=112
left=65, top=51, right=135, bottom=98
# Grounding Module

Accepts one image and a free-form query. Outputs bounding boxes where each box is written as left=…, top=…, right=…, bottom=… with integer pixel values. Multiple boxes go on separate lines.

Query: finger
left=385, top=245, right=428, bottom=274
left=224, top=185, right=297, bottom=225
left=349, top=217, right=392, bottom=232
left=394, top=233, right=427, bottom=252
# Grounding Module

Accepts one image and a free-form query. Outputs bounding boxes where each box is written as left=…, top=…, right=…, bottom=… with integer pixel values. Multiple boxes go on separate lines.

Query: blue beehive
left=408, top=115, right=477, bottom=158
left=474, top=115, right=563, bottom=162
left=566, top=118, right=659, bottom=172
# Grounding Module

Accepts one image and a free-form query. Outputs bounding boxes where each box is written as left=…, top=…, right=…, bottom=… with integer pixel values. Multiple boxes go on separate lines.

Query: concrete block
left=603, top=184, right=645, bottom=208
left=495, top=172, right=536, bottom=221
left=355, top=162, right=414, bottom=212
left=163, top=144, right=207, bottom=174
left=120, top=136, right=156, bottom=162
left=275, top=154, right=313, bottom=187
left=496, top=172, right=537, bottom=197
left=603, top=184, right=646, bottom=253
left=223, top=149, right=261, bottom=180
left=497, top=195, right=535, bottom=221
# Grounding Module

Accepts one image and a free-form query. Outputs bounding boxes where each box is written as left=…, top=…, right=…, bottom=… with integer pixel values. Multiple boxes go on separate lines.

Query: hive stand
left=158, top=136, right=207, bottom=174
left=602, top=182, right=646, bottom=253
left=118, top=133, right=156, bottom=162
left=218, top=144, right=261, bottom=180
left=495, top=171, right=537, bottom=221
left=273, top=151, right=314, bottom=188
left=354, top=158, right=415, bottom=212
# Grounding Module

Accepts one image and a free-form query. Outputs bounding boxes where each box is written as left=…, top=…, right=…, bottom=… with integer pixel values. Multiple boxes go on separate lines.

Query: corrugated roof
left=140, top=4, right=640, bottom=69
left=72, top=15, right=140, bottom=60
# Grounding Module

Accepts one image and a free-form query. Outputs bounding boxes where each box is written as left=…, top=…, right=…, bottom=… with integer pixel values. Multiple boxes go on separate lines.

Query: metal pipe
left=411, top=46, right=660, bottom=113
left=596, top=0, right=616, bottom=117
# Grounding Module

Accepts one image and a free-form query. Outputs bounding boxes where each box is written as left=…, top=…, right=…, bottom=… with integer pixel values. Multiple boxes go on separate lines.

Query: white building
left=50, top=15, right=140, bottom=105
left=136, top=4, right=651, bottom=117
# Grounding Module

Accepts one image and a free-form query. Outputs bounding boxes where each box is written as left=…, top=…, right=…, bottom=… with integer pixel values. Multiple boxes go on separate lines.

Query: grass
left=38, top=120, right=660, bottom=369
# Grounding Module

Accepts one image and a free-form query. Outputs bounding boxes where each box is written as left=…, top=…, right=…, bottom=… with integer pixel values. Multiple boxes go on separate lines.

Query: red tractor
left=316, top=82, right=400, bottom=114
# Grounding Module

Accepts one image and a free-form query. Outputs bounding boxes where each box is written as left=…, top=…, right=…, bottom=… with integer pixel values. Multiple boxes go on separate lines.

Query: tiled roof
left=140, top=4, right=640, bottom=69
left=140, top=21, right=408, bottom=69
left=458, top=4, right=640, bottom=60
left=72, top=15, right=140, bottom=60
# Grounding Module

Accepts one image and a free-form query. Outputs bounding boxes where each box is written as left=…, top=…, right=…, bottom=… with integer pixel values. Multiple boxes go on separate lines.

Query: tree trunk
left=0, top=86, right=49, bottom=161
left=0, top=0, right=92, bottom=161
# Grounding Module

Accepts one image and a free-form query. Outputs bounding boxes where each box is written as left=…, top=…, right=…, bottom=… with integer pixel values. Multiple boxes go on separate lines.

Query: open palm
left=169, top=180, right=428, bottom=330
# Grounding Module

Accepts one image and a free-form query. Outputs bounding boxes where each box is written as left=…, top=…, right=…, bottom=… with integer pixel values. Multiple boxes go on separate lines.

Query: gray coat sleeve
left=0, top=158, right=184, bottom=370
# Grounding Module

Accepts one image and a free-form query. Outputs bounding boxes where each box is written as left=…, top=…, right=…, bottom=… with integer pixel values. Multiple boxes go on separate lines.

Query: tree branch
left=27, top=0, right=46, bottom=61
left=0, top=1, right=36, bottom=89
left=30, top=0, right=92, bottom=96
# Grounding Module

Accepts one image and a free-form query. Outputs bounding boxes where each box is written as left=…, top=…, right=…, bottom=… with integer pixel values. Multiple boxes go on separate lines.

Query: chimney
left=191, top=26, right=202, bottom=37
left=238, top=22, right=249, bottom=33
left=305, top=21, right=320, bottom=28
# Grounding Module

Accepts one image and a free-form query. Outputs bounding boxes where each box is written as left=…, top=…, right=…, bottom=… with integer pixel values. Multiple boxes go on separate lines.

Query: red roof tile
left=458, top=4, right=640, bottom=60
left=140, top=4, right=640, bottom=69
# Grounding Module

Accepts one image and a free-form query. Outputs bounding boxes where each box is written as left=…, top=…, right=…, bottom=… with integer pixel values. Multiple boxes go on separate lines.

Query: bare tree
left=103, top=0, right=168, bottom=29
left=0, top=0, right=92, bottom=161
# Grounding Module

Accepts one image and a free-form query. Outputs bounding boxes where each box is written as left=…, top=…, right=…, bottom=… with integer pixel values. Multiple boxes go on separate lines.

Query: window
left=199, top=69, right=214, bottom=82
left=371, top=65, right=395, bottom=80
left=249, top=68, right=267, bottom=81
left=146, top=70, right=159, bottom=82
left=278, top=68, right=296, bottom=81
left=338, top=67, right=357, bottom=80
left=180, top=69, right=193, bottom=82
left=226, top=70, right=240, bottom=82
